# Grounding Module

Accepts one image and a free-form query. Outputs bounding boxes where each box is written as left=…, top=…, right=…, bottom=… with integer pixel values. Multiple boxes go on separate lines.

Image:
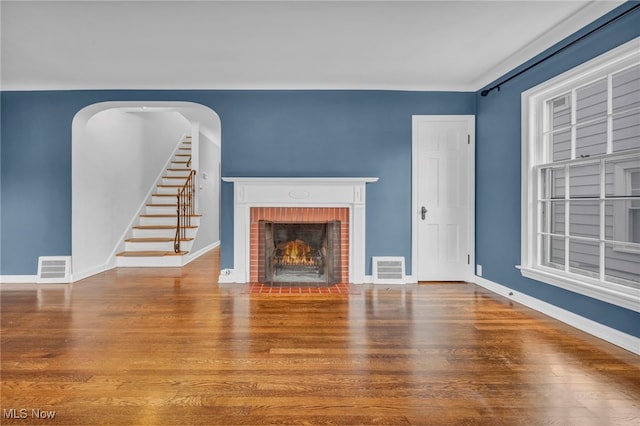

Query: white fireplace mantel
left=219, top=177, right=379, bottom=284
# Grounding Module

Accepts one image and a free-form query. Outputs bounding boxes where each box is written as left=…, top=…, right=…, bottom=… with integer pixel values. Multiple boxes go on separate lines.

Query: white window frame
left=521, top=37, right=640, bottom=312
left=613, top=164, right=640, bottom=254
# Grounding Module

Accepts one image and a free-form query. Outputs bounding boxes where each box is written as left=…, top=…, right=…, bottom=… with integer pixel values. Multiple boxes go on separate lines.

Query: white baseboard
left=364, top=274, right=418, bottom=285
left=405, top=274, right=418, bottom=284
left=0, top=275, right=38, bottom=284
left=218, top=268, right=245, bottom=284
left=71, top=264, right=115, bottom=283
left=473, top=276, right=640, bottom=355
left=184, top=241, right=220, bottom=265
left=71, top=241, right=220, bottom=281
left=364, top=275, right=417, bottom=285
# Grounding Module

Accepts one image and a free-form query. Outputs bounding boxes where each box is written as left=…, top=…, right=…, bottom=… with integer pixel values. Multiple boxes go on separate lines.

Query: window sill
left=519, top=265, right=640, bottom=312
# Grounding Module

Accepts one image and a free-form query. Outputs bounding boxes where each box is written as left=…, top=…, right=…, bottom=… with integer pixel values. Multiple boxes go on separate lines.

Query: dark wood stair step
left=125, top=237, right=194, bottom=243
left=116, top=250, right=189, bottom=257
left=133, top=225, right=198, bottom=230
left=140, top=214, right=202, bottom=218
left=145, top=204, right=193, bottom=209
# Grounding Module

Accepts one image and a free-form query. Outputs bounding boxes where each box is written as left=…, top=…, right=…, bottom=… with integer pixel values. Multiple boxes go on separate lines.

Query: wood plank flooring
left=1, top=248, right=639, bottom=425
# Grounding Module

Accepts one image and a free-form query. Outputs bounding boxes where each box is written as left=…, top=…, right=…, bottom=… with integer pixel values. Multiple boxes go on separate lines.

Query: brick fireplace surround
left=250, top=207, right=349, bottom=283
left=220, top=177, right=378, bottom=284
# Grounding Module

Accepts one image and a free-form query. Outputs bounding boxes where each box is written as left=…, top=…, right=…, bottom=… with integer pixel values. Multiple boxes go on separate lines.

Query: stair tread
left=126, top=237, right=194, bottom=242
left=133, top=225, right=198, bottom=229
left=166, top=168, right=192, bottom=171
left=162, top=176, right=188, bottom=179
left=117, top=251, right=189, bottom=257
left=157, top=184, right=183, bottom=188
left=140, top=214, right=202, bottom=218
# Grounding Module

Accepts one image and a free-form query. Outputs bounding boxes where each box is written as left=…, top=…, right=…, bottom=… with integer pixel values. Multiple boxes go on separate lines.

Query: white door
left=413, top=115, right=474, bottom=281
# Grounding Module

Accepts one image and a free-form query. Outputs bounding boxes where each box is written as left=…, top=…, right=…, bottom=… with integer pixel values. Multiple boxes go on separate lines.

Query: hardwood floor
left=2, top=248, right=639, bottom=425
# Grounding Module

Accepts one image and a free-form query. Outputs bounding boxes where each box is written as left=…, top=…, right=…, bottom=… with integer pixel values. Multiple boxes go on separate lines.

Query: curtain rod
left=480, top=3, right=640, bottom=97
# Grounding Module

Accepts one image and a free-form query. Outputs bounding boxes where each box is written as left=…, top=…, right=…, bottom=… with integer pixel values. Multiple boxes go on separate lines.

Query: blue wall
left=1, top=2, right=638, bottom=340
left=475, top=2, right=640, bottom=337
left=0, top=90, right=475, bottom=276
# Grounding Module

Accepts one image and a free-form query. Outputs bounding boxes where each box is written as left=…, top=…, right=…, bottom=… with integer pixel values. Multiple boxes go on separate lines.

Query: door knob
left=421, top=206, right=427, bottom=220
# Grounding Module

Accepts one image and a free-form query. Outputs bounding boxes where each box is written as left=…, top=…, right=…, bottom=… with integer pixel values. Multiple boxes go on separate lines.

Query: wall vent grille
left=37, top=256, right=71, bottom=283
left=372, top=256, right=405, bottom=284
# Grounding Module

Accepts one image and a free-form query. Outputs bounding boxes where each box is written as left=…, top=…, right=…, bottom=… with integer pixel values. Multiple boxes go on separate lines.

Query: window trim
left=612, top=165, right=640, bottom=254
left=521, top=37, right=640, bottom=312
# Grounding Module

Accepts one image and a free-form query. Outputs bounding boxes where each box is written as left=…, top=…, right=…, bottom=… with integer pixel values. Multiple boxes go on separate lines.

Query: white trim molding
left=0, top=275, right=39, bottom=284
left=184, top=241, right=220, bottom=266
left=521, top=37, right=640, bottom=312
left=519, top=265, right=640, bottom=313
left=473, top=276, right=640, bottom=355
left=2, top=242, right=218, bottom=284
left=411, top=115, right=475, bottom=283
left=220, top=177, right=378, bottom=284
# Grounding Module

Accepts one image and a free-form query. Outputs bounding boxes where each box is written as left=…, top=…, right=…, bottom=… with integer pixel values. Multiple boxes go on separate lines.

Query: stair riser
left=146, top=206, right=179, bottom=215
left=162, top=177, right=188, bottom=185
left=152, top=195, right=179, bottom=204
left=125, top=241, right=194, bottom=252
left=171, top=162, right=190, bottom=168
left=139, top=216, right=200, bottom=226
left=165, top=169, right=192, bottom=177
left=156, top=186, right=181, bottom=195
left=132, top=228, right=197, bottom=239
left=117, top=256, right=185, bottom=268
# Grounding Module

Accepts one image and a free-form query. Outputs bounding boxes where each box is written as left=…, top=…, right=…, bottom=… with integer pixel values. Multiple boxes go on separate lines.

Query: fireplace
left=260, top=221, right=341, bottom=285
left=219, top=177, right=378, bottom=284
left=250, top=207, right=349, bottom=284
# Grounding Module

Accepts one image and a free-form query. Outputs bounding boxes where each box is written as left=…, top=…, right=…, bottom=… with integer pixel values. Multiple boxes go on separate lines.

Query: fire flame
left=279, top=239, right=315, bottom=266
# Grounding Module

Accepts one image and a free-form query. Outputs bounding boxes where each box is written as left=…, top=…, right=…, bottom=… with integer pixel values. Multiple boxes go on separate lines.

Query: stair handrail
left=174, top=170, right=196, bottom=253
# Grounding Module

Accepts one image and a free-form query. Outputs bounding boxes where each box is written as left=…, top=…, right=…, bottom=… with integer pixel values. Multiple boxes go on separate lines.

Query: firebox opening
left=259, top=221, right=341, bottom=286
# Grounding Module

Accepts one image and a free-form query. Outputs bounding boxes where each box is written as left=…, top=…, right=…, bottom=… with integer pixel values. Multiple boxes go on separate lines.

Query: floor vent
left=372, top=256, right=406, bottom=284
left=37, top=256, right=71, bottom=283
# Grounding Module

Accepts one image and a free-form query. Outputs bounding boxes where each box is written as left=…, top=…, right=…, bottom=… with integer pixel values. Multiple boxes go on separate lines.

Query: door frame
left=411, top=115, right=476, bottom=282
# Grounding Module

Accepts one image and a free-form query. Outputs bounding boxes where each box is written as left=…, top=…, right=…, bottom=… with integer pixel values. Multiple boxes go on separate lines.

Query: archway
left=71, top=101, right=221, bottom=281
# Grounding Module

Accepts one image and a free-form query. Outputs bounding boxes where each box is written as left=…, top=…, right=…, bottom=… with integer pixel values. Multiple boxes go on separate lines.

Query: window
left=630, top=171, right=640, bottom=244
left=521, top=38, right=640, bottom=312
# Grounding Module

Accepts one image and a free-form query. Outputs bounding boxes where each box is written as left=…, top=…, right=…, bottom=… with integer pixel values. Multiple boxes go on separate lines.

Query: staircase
left=116, top=137, right=200, bottom=267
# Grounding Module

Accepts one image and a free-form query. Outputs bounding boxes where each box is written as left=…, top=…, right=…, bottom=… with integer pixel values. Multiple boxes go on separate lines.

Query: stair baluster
left=175, top=169, right=196, bottom=253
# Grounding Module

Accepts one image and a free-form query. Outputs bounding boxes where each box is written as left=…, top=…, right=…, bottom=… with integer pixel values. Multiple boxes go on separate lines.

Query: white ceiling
left=0, top=0, right=625, bottom=91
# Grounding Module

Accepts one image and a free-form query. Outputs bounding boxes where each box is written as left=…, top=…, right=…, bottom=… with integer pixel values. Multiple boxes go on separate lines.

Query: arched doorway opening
left=71, top=101, right=221, bottom=280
